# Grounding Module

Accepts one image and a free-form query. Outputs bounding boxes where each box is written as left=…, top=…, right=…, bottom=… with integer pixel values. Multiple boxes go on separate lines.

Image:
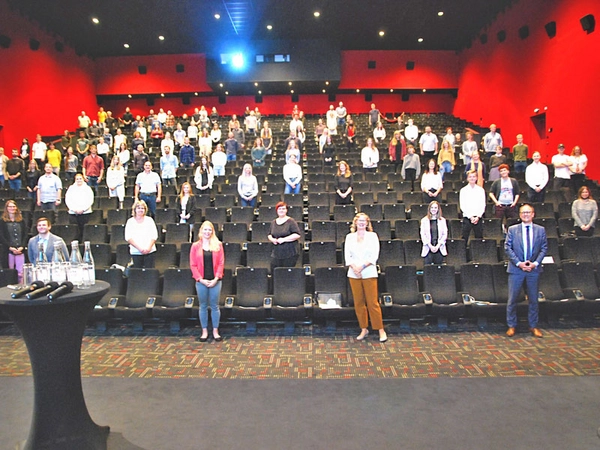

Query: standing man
left=512, top=134, right=528, bottom=173
left=27, top=217, right=69, bottom=264
left=0, top=147, right=7, bottom=188
left=32, top=134, right=47, bottom=169
left=77, top=110, right=91, bottom=134
left=6, top=148, right=25, bottom=192
left=37, top=163, right=62, bottom=212
left=335, top=102, right=347, bottom=135
left=489, top=164, right=520, bottom=223
left=419, top=126, right=438, bottom=161
left=82, top=144, right=104, bottom=194
left=368, top=103, right=382, bottom=128
left=76, top=130, right=90, bottom=162
left=504, top=204, right=547, bottom=338
left=482, top=124, right=503, bottom=163
left=551, top=143, right=571, bottom=192
left=459, top=170, right=486, bottom=247
left=404, top=118, right=419, bottom=148
left=179, top=137, right=195, bottom=168
left=160, top=146, right=179, bottom=190
left=525, top=152, right=549, bottom=203
left=224, top=132, right=240, bottom=162
left=135, top=161, right=162, bottom=218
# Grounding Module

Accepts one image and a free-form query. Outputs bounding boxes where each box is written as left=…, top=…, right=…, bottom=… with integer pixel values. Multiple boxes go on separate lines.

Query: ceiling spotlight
left=225, top=91, right=229, bottom=95
left=422, top=89, right=427, bottom=92
left=128, top=94, right=132, bottom=98
left=219, top=83, right=223, bottom=87
left=258, top=90, right=262, bottom=94
left=290, top=90, right=294, bottom=93
left=314, top=11, right=320, bottom=18
left=267, top=25, right=273, bottom=30
left=325, top=81, right=329, bottom=85
left=379, top=31, right=385, bottom=37
left=194, top=92, right=198, bottom=96
left=158, top=35, right=165, bottom=41
left=418, top=37, right=424, bottom=43
left=533, top=108, right=540, bottom=113
left=254, top=82, right=258, bottom=86
left=544, top=106, right=548, bottom=111
left=438, top=11, right=444, bottom=16
left=123, top=43, right=130, bottom=48
left=288, top=81, right=292, bottom=86
left=322, top=89, right=326, bottom=93
left=160, top=93, right=165, bottom=97
left=92, top=17, right=100, bottom=24
left=214, top=14, right=220, bottom=20
left=390, top=89, right=394, bottom=92
left=356, top=89, right=360, bottom=93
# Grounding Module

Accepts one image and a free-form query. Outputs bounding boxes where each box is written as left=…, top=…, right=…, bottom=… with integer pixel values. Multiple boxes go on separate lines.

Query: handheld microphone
left=11, top=281, right=45, bottom=299
left=47, top=281, right=74, bottom=301
left=26, top=282, right=59, bottom=300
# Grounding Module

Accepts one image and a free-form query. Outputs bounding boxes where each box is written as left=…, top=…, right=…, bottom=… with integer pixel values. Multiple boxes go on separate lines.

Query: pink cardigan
left=189, top=241, right=225, bottom=281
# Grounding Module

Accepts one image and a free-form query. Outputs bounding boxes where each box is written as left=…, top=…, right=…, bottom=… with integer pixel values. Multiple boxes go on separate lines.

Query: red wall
left=453, top=0, right=600, bottom=178
left=340, top=50, right=459, bottom=89
left=96, top=54, right=211, bottom=95
left=0, top=0, right=97, bottom=151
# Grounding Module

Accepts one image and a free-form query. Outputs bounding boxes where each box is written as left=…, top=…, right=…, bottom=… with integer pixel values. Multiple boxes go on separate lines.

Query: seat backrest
left=313, top=266, right=349, bottom=305
left=394, top=219, right=420, bottom=240
left=561, top=261, right=600, bottom=299
left=250, top=221, right=271, bottom=242
left=230, top=207, right=255, bottom=224
left=273, top=267, right=305, bottom=307
left=383, top=204, right=406, bottom=221
left=445, top=239, right=467, bottom=266
left=459, top=263, right=495, bottom=302
left=310, top=221, right=336, bottom=243
left=538, top=264, right=566, bottom=301
left=308, top=241, right=338, bottom=269
left=154, top=243, right=178, bottom=273
left=423, top=264, right=457, bottom=304
left=561, top=237, right=595, bottom=263
left=124, top=268, right=161, bottom=307
left=491, top=262, right=521, bottom=304
left=383, top=265, right=420, bottom=305
left=245, top=242, right=272, bottom=270
left=222, top=222, right=248, bottom=244
left=469, top=239, right=499, bottom=264
left=379, top=240, right=405, bottom=269
left=95, top=268, right=125, bottom=305
left=403, top=239, right=424, bottom=270
left=161, top=268, right=196, bottom=307
left=371, top=220, right=392, bottom=241
left=236, top=267, right=269, bottom=307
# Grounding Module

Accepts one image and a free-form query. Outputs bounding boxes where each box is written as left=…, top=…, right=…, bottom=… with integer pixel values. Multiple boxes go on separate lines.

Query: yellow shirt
left=47, top=149, right=63, bottom=168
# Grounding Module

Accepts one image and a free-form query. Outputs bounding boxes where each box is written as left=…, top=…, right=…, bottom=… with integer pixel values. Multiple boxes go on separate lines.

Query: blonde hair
left=131, top=200, right=148, bottom=216
left=179, top=181, right=194, bottom=199
left=350, top=213, right=373, bottom=233
left=2, top=200, right=23, bottom=222
left=336, top=160, right=352, bottom=178
left=198, top=220, right=222, bottom=252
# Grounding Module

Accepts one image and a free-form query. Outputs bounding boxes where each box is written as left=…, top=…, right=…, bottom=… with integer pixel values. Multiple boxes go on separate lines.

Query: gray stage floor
left=1, top=376, right=599, bottom=450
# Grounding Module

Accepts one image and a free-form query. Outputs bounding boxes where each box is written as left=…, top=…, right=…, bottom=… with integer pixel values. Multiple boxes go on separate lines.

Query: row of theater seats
left=84, top=260, right=600, bottom=333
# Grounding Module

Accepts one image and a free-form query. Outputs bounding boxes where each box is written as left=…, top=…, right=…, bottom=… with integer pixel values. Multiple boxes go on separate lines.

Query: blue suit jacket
left=504, top=223, right=547, bottom=274
left=27, top=233, right=69, bottom=263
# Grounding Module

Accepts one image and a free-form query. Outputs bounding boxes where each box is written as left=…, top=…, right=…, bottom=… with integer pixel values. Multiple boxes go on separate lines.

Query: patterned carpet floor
left=1, top=321, right=599, bottom=379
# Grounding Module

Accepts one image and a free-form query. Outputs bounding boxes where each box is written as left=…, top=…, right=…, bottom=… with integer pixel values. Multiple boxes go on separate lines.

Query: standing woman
left=268, top=201, right=301, bottom=271
left=420, top=201, right=448, bottom=265
left=283, top=154, right=302, bottom=194
left=178, top=181, right=196, bottom=226
left=569, top=145, right=588, bottom=196
left=321, top=132, right=336, bottom=167
left=210, top=122, right=222, bottom=147
left=345, top=213, right=386, bottom=342
left=572, top=186, right=597, bottom=237
left=124, top=200, right=158, bottom=268
left=106, top=156, right=126, bottom=209
left=437, top=139, right=456, bottom=179
left=0, top=200, right=28, bottom=283
left=65, top=173, right=94, bottom=241
left=116, top=142, right=131, bottom=173
left=25, top=160, right=41, bottom=201
left=63, top=146, right=79, bottom=184
left=251, top=137, right=267, bottom=168
left=335, top=161, right=353, bottom=205
left=238, top=164, right=259, bottom=207
left=194, top=156, right=214, bottom=197
left=190, top=220, right=224, bottom=342
left=361, top=138, right=379, bottom=174
left=260, top=120, right=273, bottom=154
left=346, top=116, right=356, bottom=150
left=388, top=130, right=407, bottom=171
left=421, top=159, right=443, bottom=203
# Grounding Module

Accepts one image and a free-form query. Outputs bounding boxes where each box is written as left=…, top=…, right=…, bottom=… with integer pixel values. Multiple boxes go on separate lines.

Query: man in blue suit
left=504, top=203, right=547, bottom=337
left=27, top=217, right=69, bottom=263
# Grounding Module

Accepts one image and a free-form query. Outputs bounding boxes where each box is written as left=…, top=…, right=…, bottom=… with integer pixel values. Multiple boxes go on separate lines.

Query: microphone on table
left=26, top=282, right=59, bottom=300
left=11, top=281, right=45, bottom=299
left=47, top=281, right=74, bottom=301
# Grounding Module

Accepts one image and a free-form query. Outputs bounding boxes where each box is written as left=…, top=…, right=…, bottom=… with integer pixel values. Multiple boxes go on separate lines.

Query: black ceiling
left=7, top=0, right=517, bottom=58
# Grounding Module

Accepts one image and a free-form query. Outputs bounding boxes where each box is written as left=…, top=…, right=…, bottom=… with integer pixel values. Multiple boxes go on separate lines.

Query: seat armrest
left=224, top=295, right=235, bottom=309
left=457, top=292, right=473, bottom=305
left=107, top=295, right=124, bottom=309
left=303, top=294, right=313, bottom=308
left=380, top=293, right=393, bottom=307
left=146, top=295, right=161, bottom=308
left=422, top=292, right=433, bottom=305
left=263, top=296, right=272, bottom=309
left=184, top=296, right=196, bottom=308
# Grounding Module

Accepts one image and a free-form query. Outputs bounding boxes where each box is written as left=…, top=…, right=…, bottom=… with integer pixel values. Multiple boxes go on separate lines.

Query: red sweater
left=189, top=241, right=225, bottom=281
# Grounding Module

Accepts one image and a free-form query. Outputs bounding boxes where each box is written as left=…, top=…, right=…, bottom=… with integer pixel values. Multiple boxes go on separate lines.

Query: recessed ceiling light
left=158, top=35, right=165, bottom=41
left=267, top=25, right=273, bottom=30
left=422, top=89, right=427, bottom=92
left=128, top=94, right=132, bottom=98
left=379, top=31, right=385, bottom=37
left=418, top=37, right=424, bottom=43
left=258, top=90, right=262, bottom=94
left=322, top=89, right=326, bottom=93
left=92, top=17, right=100, bottom=24
left=288, top=81, right=292, bottom=86
left=438, top=11, right=444, bottom=16
left=225, top=91, right=229, bottom=95
left=314, top=11, right=320, bottom=18
left=194, top=92, right=198, bottom=96
left=219, top=83, right=223, bottom=87
left=161, top=93, right=165, bottom=97
left=254, top=82, right=258, bottom=86
left=214, top=14, right=220, bottom=20
left=123, top=43, right=130, bottom=48
left=290, top=90, right=294, bottom=93
left=325, top=81, right=329, bottom=85
left=356, top=89, right=360, bottom=93
left=390, top=89, right=394, bottom=92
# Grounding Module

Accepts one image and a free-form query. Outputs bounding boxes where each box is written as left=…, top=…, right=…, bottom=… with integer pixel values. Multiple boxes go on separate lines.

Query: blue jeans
left=86, top=176, right=99, bottom=193
left=226, top=154, right=236, bottom=162
left=285, top=183, right=301, bottom=194
left=8, top=179, right=21, bottom=191
left=514, top=161, right=527, bottom=173
left=214, top=166, right=225, bottom=176
left=196, top=281, right=222, bottom=328
left=240, top=197, right=256, bottom=207
left=139, top=193, right=157, bottom=217
left=439, top=161, right=453, bottom=179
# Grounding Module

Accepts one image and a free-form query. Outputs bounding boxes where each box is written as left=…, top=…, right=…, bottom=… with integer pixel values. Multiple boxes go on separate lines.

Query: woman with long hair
left=361, top=138, right=379, bottom=174
left=572, top=186, right=597, bottom=237
left=437, top=139, right=456, bottom=179
left=345, top=213, right=386, bottom=342
left=106, top=155, right=126, bottom=209
left=421, top=159, right=443, bottom=203
left=335, top=160, right=353, bottom=205
left=0, top=200, right=28, bottom=283
left=251, top=137, right=267, bottom=167
left=237, top=164, right=259, bottom=207
left=190, top=220, right=225, bottom=342
left=388, top=130, right=407, bottom=171
left=63, top=146, right=79, bottom=184
left=25, top=159, right=40, bottom=201
left=194, top=156, right=214, bottom=196
left=260, top=120, right=273, bottom=154
left=420, top=201, right=448, bottom=265
left=178, top=181, right=196, bottom=225
left=569, top=145, right=588, bottom=196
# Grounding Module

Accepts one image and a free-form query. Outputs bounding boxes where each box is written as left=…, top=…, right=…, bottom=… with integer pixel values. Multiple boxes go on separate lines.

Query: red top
left=189, top=241, right=225, bottom=281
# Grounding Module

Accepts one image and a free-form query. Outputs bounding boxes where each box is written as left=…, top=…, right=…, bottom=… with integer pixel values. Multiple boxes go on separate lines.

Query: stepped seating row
left=86, top=260, right=600, bottom=333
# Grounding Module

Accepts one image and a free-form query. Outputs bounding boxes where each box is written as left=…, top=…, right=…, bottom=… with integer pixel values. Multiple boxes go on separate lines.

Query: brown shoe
left=506, top=327, right=516, bottom=337
left=530, top=328, right=543, bottom=338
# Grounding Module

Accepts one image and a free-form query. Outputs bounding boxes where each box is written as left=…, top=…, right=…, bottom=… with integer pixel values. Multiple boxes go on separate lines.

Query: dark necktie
left=525, top=225, right=532, bottom=261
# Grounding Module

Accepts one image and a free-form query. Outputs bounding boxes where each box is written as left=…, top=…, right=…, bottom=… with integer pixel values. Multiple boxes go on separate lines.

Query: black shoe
left=214, top=335, right=223, bottom=342
left=197, top=336, right=208, bottom=342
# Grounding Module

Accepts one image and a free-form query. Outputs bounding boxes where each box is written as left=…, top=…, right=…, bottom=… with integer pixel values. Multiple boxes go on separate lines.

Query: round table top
left=0, top=281, right=109, bottom=307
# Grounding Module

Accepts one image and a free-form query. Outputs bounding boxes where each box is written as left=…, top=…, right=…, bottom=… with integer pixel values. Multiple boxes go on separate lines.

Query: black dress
left=335, top=174, right=353, bottom=205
